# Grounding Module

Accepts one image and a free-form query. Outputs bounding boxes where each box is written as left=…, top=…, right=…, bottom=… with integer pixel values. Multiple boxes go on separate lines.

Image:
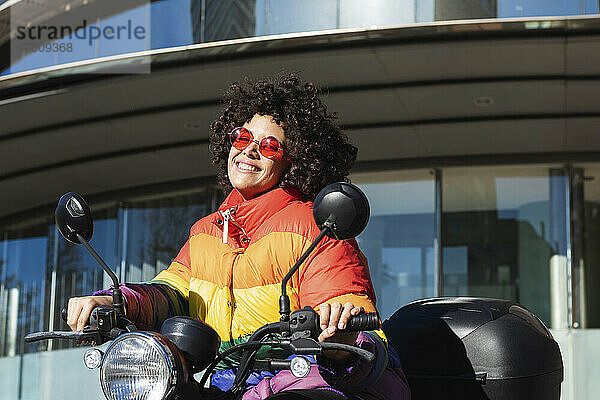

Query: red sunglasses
left=228, top=127, right=283, bottom=159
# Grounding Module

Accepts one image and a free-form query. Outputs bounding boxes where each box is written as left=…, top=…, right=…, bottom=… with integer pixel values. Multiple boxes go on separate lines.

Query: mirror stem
left=76, top=233, right=125, bottom=316
left=279, top=224, right=333, bottom=321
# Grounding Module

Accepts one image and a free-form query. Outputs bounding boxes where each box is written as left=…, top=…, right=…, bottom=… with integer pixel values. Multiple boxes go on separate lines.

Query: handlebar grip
left=61, top=306, right=68, bottom=323
left=345, top=312, right=380, bottom=332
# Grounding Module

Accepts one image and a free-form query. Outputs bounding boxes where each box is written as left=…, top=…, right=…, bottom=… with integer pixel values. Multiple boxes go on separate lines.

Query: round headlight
left=100, top=332, right=181, bottom=400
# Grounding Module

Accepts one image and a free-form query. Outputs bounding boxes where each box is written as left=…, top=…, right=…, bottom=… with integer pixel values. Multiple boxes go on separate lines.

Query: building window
left=0, top=227, right=48, bottom=356
left=116, top=190, right=220, bottom=284
left=353, top=170, right=436, bottom=320
left=46, top=208, right=118, bottom=351
left=579, top=163, right=600, bottom=328
left=0, top=185, right=221, bottom=357
left=354, top=164, right=579, bottom=328
left=441, top=165, right=571, bottom=329
left=4, top=162, right=600, bottom=359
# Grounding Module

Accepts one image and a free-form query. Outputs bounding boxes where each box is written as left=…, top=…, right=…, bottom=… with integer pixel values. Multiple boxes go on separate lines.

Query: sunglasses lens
left=229, top=128, right=282, bottom=159
left=259, top=137, right=281, bottom=158
left=230, top=128, right=252, bottom=150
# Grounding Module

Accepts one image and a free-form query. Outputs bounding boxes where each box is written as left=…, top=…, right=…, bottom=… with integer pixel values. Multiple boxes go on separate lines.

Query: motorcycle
left=25, top=183, right=564, bottom=400
left=26, top=183, right=380, bottom=400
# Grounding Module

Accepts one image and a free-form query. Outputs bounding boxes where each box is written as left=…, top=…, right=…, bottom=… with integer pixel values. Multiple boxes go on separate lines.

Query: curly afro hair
left=209, top=73, right=358, bottom=201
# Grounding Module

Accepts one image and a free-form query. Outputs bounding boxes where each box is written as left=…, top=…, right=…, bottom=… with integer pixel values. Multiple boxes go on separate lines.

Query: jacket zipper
left=219, top=208, right=249, bottom=244
left=229, top=252, right=238, bottom=343
left=221, top=209, right=231, bottom=244
left=219, top=207, right=248, bottom=342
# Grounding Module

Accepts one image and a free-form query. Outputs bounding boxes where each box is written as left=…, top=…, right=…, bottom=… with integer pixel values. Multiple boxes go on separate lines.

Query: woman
left=67, top=74, right=410, bottom=400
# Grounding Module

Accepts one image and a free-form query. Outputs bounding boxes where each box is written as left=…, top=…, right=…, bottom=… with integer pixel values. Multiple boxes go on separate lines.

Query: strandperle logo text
left=16, top=19, right=147, bottom=47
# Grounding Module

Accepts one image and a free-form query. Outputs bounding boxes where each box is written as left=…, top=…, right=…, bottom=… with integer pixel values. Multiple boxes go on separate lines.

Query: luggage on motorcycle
left=382, top=297, right=563, bottom=400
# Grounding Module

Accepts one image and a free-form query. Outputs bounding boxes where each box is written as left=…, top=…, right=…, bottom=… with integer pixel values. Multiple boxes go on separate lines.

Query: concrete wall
left=0, top=346, right=103, bottom=400
left=552, top=329, right=600, bottom=400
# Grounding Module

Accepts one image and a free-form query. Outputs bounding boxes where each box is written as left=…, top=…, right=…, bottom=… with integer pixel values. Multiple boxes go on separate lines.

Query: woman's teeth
left=238, top=162, right=259, bottom=171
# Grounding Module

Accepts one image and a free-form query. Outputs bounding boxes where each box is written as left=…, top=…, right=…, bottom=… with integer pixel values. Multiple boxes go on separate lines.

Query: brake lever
left=25, top=316, right=134, bottom=345
left=277, top=337, right=376, bottom=363
left=24, top=329, right=102, bottom=343
left=26, top=303, right=137, bottom=347
left=280, top=337, right=322, bottom=354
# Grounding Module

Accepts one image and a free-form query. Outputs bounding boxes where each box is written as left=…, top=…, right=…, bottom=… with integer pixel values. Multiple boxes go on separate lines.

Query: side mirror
left=55, top=192, right=94, bottom=244
left=313, top=182, right=370, bottom=239
left=54, top=192, right=125, bottom=315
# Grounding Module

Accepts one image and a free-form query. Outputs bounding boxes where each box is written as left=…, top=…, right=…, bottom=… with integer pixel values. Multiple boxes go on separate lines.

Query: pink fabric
left=242, top=364, right=410, bottom=400
left=241, top=332, right=411, bottom=400
left=242, top=366, right=338, bottom=400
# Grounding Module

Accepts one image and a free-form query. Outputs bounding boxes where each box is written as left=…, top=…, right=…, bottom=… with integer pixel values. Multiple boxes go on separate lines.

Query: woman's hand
left=318, top=301, right=364, bottom=363
left=66, top=295, right=113, bottom=331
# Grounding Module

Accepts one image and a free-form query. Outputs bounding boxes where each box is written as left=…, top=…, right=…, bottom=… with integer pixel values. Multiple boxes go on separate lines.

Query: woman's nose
left=243, top=139, right=261, bottom=158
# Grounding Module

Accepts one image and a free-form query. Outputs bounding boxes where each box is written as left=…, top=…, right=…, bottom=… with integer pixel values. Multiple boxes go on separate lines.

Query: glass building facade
left=2, top=163, right=600, bottom=398
left=2, top=0, right=600, bottom=75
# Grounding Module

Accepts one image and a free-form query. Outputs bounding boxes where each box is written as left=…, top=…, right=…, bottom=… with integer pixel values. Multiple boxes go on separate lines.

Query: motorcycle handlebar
left=343, top=312, right=379, bottom=332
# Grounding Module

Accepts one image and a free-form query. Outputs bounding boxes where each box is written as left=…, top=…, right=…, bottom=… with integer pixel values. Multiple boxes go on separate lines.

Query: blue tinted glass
left=151, top=0, right=193, bottom=49
left=8, top=1, right=195, bottom=74
left=584, top=0, right=599, bottom=13
left=255, top=0, right=268, bottom=36
left=355, top=172, right=435, bottom=320
left=416, top=0, right=435, bottom=22
left=267, top=0, right=337, bottom=35
left=47, top=215, right=117, bottom=350
left=4, top=0, right=597, bottom=77
left=0, top=232, right=47, bottom=356
left=498, top=0, right=582, bottom=17
left=118, top=192, right=215, bottom=283
left=9, top=5, right=148, bottom=74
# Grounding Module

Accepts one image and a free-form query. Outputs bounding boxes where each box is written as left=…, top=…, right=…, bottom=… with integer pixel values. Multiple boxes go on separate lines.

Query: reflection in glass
left=339, top=0, right=416, bottom=27
left=263, top=0, right=337, bottom=35
left=8, top=4, right=155, bottom=75
left=498, top=0, right=596, bottom=18
left=0, top=227, right=47, bottom=356
left=442, top=166, right=564, bottom=327
left=581, top=164, right=600, bottom=328
left=353, top=170, right=435, bottom=320
left=118, top=189, right=220, bottom=284
left=434, top=0, right=497, bottom=20
left=0, top=187, right=220, bottom=358
left=4, top=0, right=599, bottom=76
left=46, top=210, right=117, bottom=351
left=192, top=0, right=256, bottom=43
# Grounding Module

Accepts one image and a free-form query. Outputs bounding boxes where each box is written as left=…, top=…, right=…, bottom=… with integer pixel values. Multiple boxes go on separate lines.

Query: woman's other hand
left=318, top=301, right=364, bottom=362
left=66, top=295, right=113, bottom=331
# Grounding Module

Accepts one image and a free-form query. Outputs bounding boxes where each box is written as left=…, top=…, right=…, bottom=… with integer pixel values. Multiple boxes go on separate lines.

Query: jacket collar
left=218, top=186, right=303, bottom=235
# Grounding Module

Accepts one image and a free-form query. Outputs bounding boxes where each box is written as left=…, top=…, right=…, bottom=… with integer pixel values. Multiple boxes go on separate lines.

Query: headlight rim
left=100, top=331, right=185, bottom=400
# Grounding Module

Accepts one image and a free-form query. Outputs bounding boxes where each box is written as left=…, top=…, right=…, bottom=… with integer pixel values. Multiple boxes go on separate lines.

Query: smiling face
left=227, top=114, right=290, bottom=200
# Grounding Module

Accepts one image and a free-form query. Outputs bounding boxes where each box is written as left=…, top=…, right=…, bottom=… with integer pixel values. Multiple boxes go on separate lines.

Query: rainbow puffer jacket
left=97, top=186, right=411, bottom=398
left=150, top=186, right=379, bottom=359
